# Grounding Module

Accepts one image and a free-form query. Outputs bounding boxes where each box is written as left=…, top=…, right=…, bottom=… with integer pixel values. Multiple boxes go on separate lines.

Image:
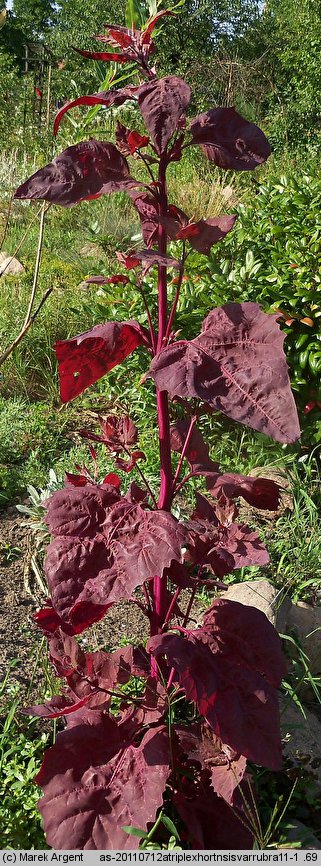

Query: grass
left=0, top=662, right=49, bottom=849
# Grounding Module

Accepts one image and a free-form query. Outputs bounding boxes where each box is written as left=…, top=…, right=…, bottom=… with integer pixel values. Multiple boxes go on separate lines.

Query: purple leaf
left=116, top=249, right=179, bottom=269
left=202, top=598, right=287, bottom=688
left=22, top=693, right=95, bottom=719
left=190, top=107, right=271, bottom=171
left=33, top=599, right=111, bottom=636
left=158, top=204, right=189, bottom=238
left=85, top=274, right=129, bottom=286
left=138, top=77, right=191, bottom=154
left=14, top=141, right=138, bottom=207
left=129, top=249, right=180, bottom=268
left=176, top=215, right=237, bottom=255
left=45, top=498, right=188, bottom=623
left=35, top=717, right=171, bottom=849
left=149, top=302, right=300, bottom=443
left=130, top=193, right=159, bottom=248
left=170, top=419, right=219, bottom=474
left=177, top=724, right=247, bottom=805
left=44, top=484, right=121, bottom=538
left=55, top=319, right=148, bottom=402
left=149, top=628, right=283, bottom=769
left=174, top=777, right=253, bottom=849
left=73, top=46, right=129, bottom=62
left=207, top=471, right=281, bottom=510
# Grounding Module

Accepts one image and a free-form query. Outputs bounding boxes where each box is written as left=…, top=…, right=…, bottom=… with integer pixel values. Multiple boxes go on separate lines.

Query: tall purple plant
left=15, top=11, right=300, bottom=850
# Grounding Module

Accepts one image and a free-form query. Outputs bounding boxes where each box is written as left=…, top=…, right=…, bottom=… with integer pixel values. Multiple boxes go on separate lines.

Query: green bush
left=177, top=165, right=321, bottom=444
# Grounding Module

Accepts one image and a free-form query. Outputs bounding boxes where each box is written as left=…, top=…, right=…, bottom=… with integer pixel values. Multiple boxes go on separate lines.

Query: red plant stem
left=167, top=666, right=176, bottom=691
left=173, top=470, right=195, bottom=498
left=138, top=281, right=157, bottom=354
left=122, top=444, right=158, bottom=507
left=182, top=584, right=198, bottom=628
left=165, top=243, right=187, bottom=343
left=151, top=156, right=173, bottom=643
left=162, top=586, right=181, bottom=628
left=142, top=581, right=153, bottom=614
left=172, top=415, right=197, bottom=491
left=128, top=596, right=149, bottom=616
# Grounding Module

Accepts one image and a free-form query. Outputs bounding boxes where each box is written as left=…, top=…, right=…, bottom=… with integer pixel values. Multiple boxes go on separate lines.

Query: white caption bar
left=0, top=852, right=320, bottom=866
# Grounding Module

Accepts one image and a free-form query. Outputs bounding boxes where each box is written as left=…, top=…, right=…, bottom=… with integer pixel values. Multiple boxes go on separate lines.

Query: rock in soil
left=0, top=251, right=25, bottom=276
left=222, top=578, right=291, bottom=631
left=280, top=694, right=321, bottom=784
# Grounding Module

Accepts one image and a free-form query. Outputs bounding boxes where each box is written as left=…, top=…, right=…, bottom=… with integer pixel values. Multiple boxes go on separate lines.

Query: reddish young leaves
left=116, top=121, right=150, bottom=155
left=190, top=107, right=271, bottom=170
left=138, top=76, right=191, bottom=154
left=176, top=215, right=237, bottom=255
left=141, top=10, right=176, bottom=42
left=187, top=504, right=270, bottom=576
left=14, top=141, right=138, bottom=208
left=55, top=319, right=148, bottom=402
left=177, top=724, right=247, bottom=806
left=35, top=717, right=171, bottom=849
left=149, top=303, right=301, bottom=443
left=34, top=598, right=111, bottom=636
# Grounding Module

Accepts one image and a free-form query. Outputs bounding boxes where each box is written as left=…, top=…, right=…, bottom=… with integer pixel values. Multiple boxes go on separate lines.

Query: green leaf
left=122, top=826, right=149, bottom=839
left=161, top=816, right=180, bottom=840
left=125, top=0, right=145, bottom=29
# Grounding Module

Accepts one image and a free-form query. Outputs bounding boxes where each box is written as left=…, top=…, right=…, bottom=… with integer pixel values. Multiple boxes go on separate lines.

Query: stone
left=79, top=242, right=103, bottom=258
left=280, top=694, right=321, bottom=784
left=221, top=185, right=238, bottom=207
left=222, top=578, right=291, bottom=630
left=0, top=251, right=25, bottom=276
left=246, top=465, right=293, bottom=518
left=287, top=601, right=321, bottom=678
left=76, top=280, right=91, bottom=292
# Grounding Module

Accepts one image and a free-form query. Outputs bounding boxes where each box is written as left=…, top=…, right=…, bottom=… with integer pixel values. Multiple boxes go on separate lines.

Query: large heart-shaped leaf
left=14, top=141, right=138, bottom=207
left=189, top=107, right=271, bottom=170
left=56, top=319, right=148, bottom=402
left=35, top=717, right=170, bottom=849
left=138, top=76, right=190, bottom=154
left=45, top=496, right=188, bottom=624
left=149, top=626, right=282, bottom=769
left=149, top=302, right=300, bottom=443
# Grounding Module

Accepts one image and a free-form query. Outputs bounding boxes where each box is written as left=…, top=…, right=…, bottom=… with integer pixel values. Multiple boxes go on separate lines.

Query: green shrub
left=177, top=166, right=321, bottom=444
